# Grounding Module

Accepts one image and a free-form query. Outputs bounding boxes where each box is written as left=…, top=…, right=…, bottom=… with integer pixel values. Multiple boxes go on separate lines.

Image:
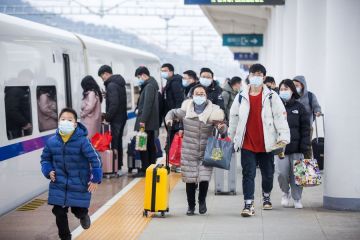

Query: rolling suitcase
left=100, top=123, right=118, bottom=178
left=127, top=137, right=142, bottom=173
left=214, top=152, right=237, bottom=195
left=143, top=130, right=170, bottom=217
left=312, top=114, right=325, bottom=170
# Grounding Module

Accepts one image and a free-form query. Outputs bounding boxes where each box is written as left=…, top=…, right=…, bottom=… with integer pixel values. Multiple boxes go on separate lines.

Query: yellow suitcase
left=143, top=164, right=170, bottom=217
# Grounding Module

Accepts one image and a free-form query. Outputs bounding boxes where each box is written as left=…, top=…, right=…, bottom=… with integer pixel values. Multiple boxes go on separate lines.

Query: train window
left=125, top=83, right=132, bottom=110
left=5, top=86, right=33, bottom=140
left=37, top=86, right=58, bottom=132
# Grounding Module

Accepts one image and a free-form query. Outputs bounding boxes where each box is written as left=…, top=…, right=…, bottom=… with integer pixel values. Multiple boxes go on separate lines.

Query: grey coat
left=135, top=77, right=160, bottom=131
left=222, top=81, right=237, bottom=119
left=165, top=99, right=225, bottom=183
left=293, top=75, right=322, bottom=123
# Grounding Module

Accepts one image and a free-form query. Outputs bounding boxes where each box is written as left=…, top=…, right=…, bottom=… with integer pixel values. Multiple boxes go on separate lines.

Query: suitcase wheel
left=160, top=212, right=165, bottom=218
left=143, top=210, right=148, bottom=218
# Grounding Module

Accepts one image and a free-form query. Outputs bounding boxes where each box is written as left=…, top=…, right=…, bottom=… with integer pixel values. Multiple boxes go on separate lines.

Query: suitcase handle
left=314, top=113, right=325, bottom=143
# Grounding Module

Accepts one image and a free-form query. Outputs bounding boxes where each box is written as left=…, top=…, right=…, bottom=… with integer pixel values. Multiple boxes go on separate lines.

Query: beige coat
left=80, top=91, right=102, bottom=138
left=165, top=99, right=225, bottom=183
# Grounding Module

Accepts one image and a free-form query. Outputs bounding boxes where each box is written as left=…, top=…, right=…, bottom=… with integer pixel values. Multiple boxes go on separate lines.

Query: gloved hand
left=166, top=120, right=173, bottom=127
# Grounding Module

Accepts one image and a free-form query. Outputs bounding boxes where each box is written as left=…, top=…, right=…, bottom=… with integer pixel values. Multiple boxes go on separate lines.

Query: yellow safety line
left=77, top=173, right=181, bottom=240
left=16, top=198, right=47, bottom=211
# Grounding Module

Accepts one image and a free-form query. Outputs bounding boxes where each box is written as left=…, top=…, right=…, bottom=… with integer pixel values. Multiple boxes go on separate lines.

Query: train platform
left=1, top=156, right=359, bottom=240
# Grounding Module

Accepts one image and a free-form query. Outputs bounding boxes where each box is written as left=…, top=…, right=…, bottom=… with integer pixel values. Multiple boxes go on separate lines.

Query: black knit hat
left=279, top=79, right=300, bottom=99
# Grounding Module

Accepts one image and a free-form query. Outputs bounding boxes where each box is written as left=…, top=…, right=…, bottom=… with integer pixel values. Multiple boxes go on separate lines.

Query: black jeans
left=52, top=205, right=88, bottom=240
left=111, top=120, right=126, bottom=170
left=186, top=181, right=209, bottom=209
left=241, top=149, right=274, bottom=200
left=140, top=130, right=157, bottom=172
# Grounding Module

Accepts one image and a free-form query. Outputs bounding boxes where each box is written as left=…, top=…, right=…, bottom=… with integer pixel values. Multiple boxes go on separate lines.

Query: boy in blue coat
left=41, top=108, right=102, bottom=240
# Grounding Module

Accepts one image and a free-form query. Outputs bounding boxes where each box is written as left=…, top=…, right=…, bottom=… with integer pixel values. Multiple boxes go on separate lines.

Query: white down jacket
left=228, top=85, right=290, bottom=152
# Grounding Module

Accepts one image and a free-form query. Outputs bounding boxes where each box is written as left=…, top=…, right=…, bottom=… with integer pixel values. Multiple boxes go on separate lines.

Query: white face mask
left=279, top=90, right=292, bottom=101
left=59, top=120, right=75, bottom=135
left=296, top=87, right=302, bottom=94
left=249, top=76, right=263, bottom=87
left=161, top=71, right=169, bottom=79
left=193, top=95, right=207, bottom=105
left=199, top=77, right=212, bottom=87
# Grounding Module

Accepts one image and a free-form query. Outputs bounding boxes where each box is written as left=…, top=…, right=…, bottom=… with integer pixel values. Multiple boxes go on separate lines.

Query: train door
left=62, top=53, right=72, bottom=108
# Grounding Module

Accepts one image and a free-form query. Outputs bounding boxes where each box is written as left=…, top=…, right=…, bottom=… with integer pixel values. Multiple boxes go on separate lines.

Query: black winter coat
left=162, top=74, right=184, bottom=115
left=135, top=77, right=160, bottom=131
left=206, top=81, right=225, bottom=110
left=104, top=74, right=127, bottom=124
left=184, top=82, right=198, bottom=98
left=283, top=99, right=311, bottom=155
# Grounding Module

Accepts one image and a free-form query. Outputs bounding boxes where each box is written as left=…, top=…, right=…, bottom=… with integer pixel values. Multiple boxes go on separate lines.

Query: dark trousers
left=140, top=130, right=157, bottom=172
left=111, top=120, right=126, bottom=170
left=241, top=149, right=275, bottom=200
left=52, top=205, right=88, bottom=240
left=186, top=181, right=209, bottom=209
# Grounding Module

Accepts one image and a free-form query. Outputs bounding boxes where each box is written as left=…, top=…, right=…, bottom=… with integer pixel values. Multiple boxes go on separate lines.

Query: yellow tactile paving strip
left=77, top=173, right=181, bottom=240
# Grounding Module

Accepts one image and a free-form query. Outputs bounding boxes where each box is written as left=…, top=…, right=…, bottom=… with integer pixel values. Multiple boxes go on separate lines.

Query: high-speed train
left=0, top=13, right=161, bottom=216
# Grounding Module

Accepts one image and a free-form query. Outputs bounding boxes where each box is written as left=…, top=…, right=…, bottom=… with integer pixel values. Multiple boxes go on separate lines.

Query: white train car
left=0, top=13, right=161, bottom=216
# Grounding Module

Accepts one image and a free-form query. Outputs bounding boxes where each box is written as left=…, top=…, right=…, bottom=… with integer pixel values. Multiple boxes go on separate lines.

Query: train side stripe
left=0, top=134, right=54, bottom=161
left=0, top=111, right=137, bottom=162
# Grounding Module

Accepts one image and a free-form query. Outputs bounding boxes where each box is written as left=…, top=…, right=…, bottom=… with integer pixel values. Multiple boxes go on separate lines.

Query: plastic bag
left=169, top=133, right=182, bottom=166
left=135, top=129, right=147, bottom=151
left=203, top=132, right=233, bottom=170
left=293, top=159, right=322, bottom=187
left=91, top=131, right=112, bottom=152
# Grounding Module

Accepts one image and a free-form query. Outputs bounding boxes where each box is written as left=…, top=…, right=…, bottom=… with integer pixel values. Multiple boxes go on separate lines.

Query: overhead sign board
left=223, top=34, right=263, bottom=47
left=184, top=0, right=285, bottom=5
left=234, top=52, right=259, bottom=61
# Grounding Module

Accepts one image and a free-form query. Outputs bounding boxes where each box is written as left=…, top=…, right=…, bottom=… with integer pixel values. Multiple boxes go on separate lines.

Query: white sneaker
left=117, top=170, right=125, bottom=177
left=294, top=200, right=303, bottom=209
left=281, top=192, right=291, bottom=207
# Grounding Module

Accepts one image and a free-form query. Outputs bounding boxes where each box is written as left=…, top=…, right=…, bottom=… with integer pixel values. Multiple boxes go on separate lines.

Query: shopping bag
left=169, top=133, right=182, bottom=166
left=203, top=131, right=233, bottom=170
left=135, top=129, right=147, bottom=151
left=91, top=131, right=112, bottom=152
left=293, top=159, right=322, bottom=187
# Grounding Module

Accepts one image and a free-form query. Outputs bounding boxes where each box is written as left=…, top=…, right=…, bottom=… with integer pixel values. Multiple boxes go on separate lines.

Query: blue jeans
left=241, top=149, right=275, bottom=200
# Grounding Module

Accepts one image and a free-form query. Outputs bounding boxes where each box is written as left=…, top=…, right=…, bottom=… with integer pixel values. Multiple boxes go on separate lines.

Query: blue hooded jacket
left=40, top=122, right=102, bottom=208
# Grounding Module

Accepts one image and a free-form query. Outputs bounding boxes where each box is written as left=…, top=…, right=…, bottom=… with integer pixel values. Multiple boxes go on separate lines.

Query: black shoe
left=186, top=207, right=195, bottom=216
left=60, top=234, right=72, bottom=240
left=199, top=201, right=207, bottom=214
left=131, top=172, right=145, bottom=178
left=241, top=202, right=255, bottom=217
left=80, top=214, right=91, bottom=229
left=262, top=193, right=273, bottom=210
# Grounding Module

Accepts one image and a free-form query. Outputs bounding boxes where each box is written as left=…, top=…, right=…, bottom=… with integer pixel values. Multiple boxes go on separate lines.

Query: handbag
left=293, top=158, right=322, bottom=187
left=203, top=130, right=233, bottom=170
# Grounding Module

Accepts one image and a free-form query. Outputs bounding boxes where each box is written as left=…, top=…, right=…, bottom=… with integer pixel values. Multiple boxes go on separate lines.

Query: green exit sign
left=223, top=34, right=263, bottom=47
